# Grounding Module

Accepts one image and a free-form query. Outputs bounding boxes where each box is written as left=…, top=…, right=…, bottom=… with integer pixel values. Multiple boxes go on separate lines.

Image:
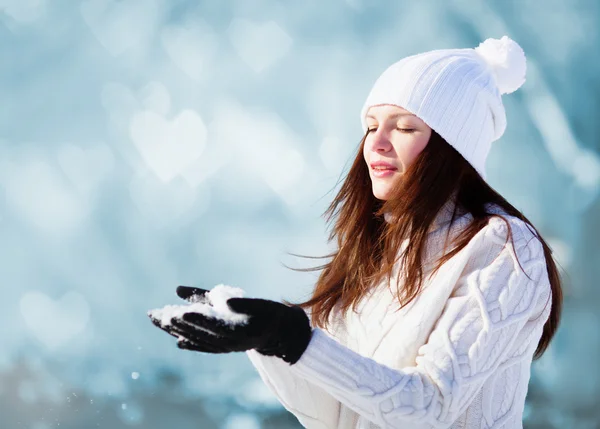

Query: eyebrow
left=366, top=112, right=416, bottom=120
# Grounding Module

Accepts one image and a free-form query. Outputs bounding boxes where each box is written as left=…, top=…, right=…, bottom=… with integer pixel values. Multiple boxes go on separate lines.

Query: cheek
left=407, top=143, right=424, bottom=159
left=402, top=136, right=428, bottom=161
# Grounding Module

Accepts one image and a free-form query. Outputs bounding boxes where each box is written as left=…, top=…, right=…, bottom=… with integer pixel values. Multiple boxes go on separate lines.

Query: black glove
left=149, top=285, right=313, bottom=365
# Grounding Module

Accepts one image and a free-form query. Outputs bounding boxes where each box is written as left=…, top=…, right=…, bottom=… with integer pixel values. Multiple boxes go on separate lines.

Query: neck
left=383, top=194, right=460, bottom=234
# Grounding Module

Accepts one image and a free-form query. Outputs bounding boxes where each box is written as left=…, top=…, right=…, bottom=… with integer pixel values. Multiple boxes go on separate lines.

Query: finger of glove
left=176, top=285, right=210, bottom=303
left=166, top=324, right=208, bottom=347
left=170, top=318, right=223, bottom=341
left=226, top=297, right=275, bottom=316
left=170, top=322, right=241, bottom=351
left=149, top=314, right=163, bottom=329
left=171, top=318, right=244, bottom=350
left=180, top=312, right=239, bottom=337
left=149, top=315, right=180, bottom=339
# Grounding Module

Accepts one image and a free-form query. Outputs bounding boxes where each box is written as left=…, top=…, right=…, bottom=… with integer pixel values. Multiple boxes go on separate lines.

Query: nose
left=370, top=129, right=392, bottom=152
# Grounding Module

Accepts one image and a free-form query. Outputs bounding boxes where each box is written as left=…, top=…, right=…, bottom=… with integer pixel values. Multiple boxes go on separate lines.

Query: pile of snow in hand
left=148, top=284, right=250, bottom=327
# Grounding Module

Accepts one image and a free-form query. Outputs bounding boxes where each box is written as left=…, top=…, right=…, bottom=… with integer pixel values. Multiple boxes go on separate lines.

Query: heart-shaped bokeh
left=129, top=109, right=207, bottom=183
left=228, top=18, right=293, bottom=73
left=80, top=0, right=160, bottom=56
left=20, top=291, right=90, bottom=350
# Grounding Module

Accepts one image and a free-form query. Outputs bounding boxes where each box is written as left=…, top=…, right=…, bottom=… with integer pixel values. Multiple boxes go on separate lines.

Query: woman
left=150, top=36, right=563, bottom=428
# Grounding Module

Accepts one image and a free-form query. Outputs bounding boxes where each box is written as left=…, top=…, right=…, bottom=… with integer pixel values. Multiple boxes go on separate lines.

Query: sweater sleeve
left=245, top=306, right=349, bottom=429
left=246, top=343, right=341, bottom=429
left=288, top=219, right=552, bottom=429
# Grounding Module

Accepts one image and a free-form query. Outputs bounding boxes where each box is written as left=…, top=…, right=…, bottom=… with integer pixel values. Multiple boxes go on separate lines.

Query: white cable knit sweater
left=246, top=201, right=552, bottom=429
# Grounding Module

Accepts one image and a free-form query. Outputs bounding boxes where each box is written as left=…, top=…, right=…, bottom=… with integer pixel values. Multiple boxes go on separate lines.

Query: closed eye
left=367, top=127, right=414, bottom=134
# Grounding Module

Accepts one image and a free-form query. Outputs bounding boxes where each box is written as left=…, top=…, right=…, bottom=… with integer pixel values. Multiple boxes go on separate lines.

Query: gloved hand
left=149, top=286, right=313, bottom=365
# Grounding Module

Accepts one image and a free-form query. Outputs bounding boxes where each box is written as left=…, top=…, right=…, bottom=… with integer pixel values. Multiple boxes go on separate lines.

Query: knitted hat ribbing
left=360, top=36, right=526, bottom=179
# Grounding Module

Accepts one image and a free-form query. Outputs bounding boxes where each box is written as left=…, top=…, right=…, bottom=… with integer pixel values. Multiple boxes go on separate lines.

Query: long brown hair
left=283, top=129, right=564, bottom=360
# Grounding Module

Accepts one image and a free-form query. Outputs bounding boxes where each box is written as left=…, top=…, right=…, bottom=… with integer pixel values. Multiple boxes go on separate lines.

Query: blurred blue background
left=1, top=0, right=599, bottom=428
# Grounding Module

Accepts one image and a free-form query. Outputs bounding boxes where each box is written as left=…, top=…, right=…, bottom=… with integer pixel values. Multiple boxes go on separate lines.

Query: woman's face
left=363, top=105, right=432, bottom=200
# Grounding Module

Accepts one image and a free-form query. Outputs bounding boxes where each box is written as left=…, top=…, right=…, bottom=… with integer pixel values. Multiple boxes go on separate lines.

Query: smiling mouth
left=371, top=168, right=396, bottom=178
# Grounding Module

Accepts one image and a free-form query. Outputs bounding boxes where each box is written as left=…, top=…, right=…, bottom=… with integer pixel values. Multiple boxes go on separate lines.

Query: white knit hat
left=360, top=36, right=527, bottom=179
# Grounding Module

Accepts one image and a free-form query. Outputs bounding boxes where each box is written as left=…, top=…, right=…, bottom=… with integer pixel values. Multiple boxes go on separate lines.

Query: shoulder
left=459, top=206, right=552, bottom=322
left=460, top=206, right=549, bottom=301
left=480, top=204, right=545, bottom=264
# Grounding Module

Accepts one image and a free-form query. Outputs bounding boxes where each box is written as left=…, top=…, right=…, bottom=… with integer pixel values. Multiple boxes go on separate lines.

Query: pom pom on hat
left=474, top=35, right=526, bottom=95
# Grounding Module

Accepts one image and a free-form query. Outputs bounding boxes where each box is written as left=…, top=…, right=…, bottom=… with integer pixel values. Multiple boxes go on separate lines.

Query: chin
left=372, top=188, right=390, bottom=201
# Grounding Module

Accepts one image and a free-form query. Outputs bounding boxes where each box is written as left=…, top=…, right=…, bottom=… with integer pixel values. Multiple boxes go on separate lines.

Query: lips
left=370, top=166, right=397, bottom=171
left=370, top=161, right=397, bottom=170
left=371, top=168, right=396, bottom=178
